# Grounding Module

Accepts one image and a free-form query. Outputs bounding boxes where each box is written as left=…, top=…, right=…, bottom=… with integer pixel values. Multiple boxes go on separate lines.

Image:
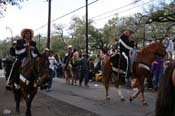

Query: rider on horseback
left=6, top=28, right=40, bottom=90
left=118, top=28, right=136, bottom=84
left=63, top=45, right=76, bottom=70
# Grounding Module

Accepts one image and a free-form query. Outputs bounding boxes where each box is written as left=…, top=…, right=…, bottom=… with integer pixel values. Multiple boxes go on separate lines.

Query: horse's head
left=34, top=53, right=50, bottom=89
left=144, top=42, right=167, bottom=58
left=153, top=42, right=167, bottom=57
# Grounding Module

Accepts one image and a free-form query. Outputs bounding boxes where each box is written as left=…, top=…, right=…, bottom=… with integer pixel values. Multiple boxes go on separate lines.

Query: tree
left=0, top=0, right=28, bottom=17
left=69, top=16, right=97, bottom=51
left=145, top=1, right=175, bottom=24
left=136, top=1, right=175, bottom=40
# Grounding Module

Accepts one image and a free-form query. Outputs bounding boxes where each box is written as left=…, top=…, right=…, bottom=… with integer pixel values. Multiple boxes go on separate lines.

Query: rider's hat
left=163, top=33, right=169, bottom=37
left=122, top=28, right=135, bottom=34
left=21, top=28, right=34, bottom=39
left=12, top=41, right=17, bottom=44
left=67, top=45, right=72, bottom=49
left=44, top=48, right=50, bottom=51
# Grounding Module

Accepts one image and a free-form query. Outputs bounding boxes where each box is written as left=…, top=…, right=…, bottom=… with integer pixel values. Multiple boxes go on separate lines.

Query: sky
left=0, top=0, right=153, bottom=40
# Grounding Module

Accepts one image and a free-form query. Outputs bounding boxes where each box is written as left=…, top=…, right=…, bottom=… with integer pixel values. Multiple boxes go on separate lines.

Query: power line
left=93, top=0, right=153, bottom=22
left=35, top=0, right=99, bottom=32
left=90, top=0, right=142, bottom=20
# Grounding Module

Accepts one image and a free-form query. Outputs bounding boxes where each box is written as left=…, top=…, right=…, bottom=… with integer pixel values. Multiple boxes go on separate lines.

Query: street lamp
left=6, top=26, right=13, bottom=45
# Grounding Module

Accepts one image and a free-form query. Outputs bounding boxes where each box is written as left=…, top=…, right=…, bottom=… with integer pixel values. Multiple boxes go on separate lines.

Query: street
left=0, top=69, right=156, bottom=116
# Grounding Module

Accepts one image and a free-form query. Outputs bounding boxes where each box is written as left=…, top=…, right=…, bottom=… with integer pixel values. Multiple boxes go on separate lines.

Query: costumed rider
left=63, top=45, right=76, bottom=70
left=119, top=28, right=136, bottom=79
left=6, top=28, right=40, bottom=90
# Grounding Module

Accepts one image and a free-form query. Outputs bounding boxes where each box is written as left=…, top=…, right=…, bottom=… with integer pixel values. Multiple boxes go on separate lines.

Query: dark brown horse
left=130, top=42, right=167, bottom=105
left=4, top=52, right=50, bottom=116
left=155, top=61, right=175, bottom=116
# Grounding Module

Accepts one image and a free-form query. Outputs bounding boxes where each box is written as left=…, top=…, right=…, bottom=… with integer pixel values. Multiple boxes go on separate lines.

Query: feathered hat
left=21, top=28, right=34, bottom=39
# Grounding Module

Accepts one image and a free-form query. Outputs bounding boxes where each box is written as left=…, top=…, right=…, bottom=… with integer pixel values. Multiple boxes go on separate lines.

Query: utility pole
left=47, top=0, right=51, bottom=49
left=85, top=0, right=88, bottom=58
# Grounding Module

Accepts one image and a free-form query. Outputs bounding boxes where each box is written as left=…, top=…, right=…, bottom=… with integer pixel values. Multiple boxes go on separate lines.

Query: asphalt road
left=40, top=78, right=156, bottom=116
left=0, top=69, right=156, bottom=116
left=0, top=72, right=99, bottom=116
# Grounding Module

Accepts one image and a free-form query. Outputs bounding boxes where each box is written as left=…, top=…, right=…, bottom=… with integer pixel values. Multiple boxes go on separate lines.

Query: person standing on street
left=79, top=53, right=89, bottom=87
left=47, top=50, right=58, bottom=91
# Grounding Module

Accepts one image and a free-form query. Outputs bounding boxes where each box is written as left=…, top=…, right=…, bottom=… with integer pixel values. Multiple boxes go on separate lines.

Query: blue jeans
left=152, top=70, right=163, bottom=89
left=48, top=69, right=55, bottom=89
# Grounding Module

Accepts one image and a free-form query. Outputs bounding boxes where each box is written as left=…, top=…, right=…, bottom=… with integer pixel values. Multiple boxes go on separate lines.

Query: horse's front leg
left=114, top=75, right=125, bottom=101
left=22, top=86, right=37, bottom=116
left=14, top=88, right=21, bottom=113
left=103, top=73, right=110, bottom=100
left=129, top=87, right=140, bottom=102
left=129, top=78, right=140, bottom=102
left=25, top=97, right=32, bottom=116
left=140, top=80, right=148, bottom=106
left=116, top=86, right=125, bottom=101
left=25, top=92, right=36, bottom=116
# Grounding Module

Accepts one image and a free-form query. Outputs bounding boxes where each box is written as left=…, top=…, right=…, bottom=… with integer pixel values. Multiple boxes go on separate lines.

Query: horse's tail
left=155, top=63, right=175, bottom=116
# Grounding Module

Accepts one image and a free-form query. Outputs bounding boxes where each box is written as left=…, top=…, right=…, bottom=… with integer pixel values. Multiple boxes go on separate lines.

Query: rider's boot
left=6, top=80, right=14, bottom=91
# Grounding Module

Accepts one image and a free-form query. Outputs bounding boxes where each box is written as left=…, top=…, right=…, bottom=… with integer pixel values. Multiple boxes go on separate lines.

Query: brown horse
left=130, top=42, right=167, bottom=105
left=155, top=61, right=175, bottom=116
left=102, top=52, right=128, bottom=101
left=4, top=52, right=50, bottom=116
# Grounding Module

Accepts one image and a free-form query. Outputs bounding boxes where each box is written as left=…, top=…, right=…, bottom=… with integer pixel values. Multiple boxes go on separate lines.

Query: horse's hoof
left=121, top=98, right=125, bottom=101
left=129, top=97, right=133, bottom=102
left=106, top=96, right=110, bottom=100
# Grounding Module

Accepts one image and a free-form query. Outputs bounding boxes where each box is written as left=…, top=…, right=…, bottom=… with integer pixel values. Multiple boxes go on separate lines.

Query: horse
left=102, top=50, right=128, bottom=101
left=63, top=51, right=79, bottom=85
left=155, top=61, right=175, bottom=116
left=63, top=62, right=74, bottom=85
left=130, top=42, right=167, bottom=105
left=71, top=51, right=79, bottom=85
left=3, top=51, right=50, bottom=116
